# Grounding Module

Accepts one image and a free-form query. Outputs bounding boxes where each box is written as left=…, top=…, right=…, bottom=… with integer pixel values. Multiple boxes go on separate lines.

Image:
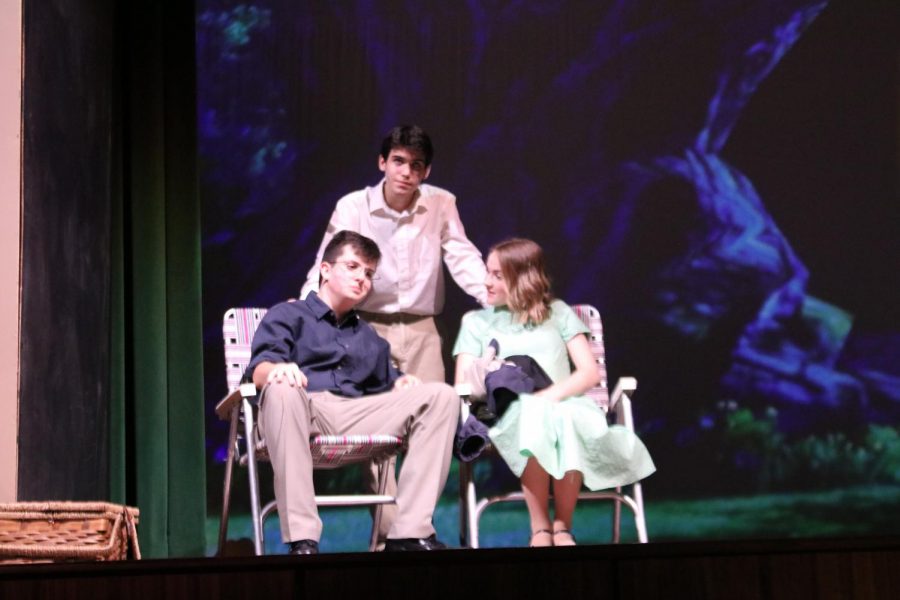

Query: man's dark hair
left=322, top=230, right=381, bottom=265
left=379, top=125, right=434, bottom=166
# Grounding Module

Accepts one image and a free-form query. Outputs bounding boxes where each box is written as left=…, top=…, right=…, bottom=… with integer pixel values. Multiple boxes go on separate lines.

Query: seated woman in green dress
left=453, top=238, right=655, bottom=547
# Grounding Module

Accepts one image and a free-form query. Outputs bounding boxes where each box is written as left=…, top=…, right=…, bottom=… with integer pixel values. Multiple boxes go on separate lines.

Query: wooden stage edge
left=1, top=536, right=900, bottom=599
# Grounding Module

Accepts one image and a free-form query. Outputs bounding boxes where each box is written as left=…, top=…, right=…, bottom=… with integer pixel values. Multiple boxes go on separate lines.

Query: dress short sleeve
left=551, top=300, right=590, bottom=342
left=452, top=310, right=488, bottom=357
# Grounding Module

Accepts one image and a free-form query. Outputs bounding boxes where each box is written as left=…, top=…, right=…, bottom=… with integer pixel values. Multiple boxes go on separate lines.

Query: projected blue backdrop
left=197, top=0, right=900, bottom=540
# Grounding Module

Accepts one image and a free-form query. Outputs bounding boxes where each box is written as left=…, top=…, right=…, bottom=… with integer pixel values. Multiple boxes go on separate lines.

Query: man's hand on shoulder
left=393, top=374, right=421, bottom=391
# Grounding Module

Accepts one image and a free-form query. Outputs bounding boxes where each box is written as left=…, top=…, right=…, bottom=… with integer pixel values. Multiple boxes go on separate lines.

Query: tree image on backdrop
left=197, top=0, right=900, bottom=538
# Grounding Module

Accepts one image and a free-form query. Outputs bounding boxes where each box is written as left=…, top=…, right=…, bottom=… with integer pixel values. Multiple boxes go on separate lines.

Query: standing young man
left=301, top=125, right=486, bottom=383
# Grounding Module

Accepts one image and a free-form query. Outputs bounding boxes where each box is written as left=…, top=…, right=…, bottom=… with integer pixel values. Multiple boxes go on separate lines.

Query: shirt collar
left=305, top=291, right=359, bottom=325
left=369, top=178, right=426, bottom=217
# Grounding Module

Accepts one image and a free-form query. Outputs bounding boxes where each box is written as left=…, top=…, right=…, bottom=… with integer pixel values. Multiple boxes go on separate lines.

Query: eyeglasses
left=333, top=260, right=379, bottom=281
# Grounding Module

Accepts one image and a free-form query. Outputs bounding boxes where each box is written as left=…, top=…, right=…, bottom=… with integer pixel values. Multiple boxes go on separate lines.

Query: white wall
left=0, top=0, right=22, bottom=501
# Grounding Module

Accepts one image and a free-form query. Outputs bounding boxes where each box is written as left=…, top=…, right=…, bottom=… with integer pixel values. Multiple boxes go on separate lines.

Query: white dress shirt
left=300, top=180, right=487, bottom=315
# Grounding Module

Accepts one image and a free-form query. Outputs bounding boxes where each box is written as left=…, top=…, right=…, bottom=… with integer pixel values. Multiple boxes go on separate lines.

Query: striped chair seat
left=310, top=434, right=404, bottom=467
left=239, top=433, right=404, bottom=468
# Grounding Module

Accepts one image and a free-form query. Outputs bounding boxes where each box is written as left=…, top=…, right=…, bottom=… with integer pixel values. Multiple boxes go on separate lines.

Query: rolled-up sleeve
left=441, top=197, right=487, bottom=305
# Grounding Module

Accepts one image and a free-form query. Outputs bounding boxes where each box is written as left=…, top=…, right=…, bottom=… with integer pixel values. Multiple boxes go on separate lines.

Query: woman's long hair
left=490, top=238, right=553, bottom=325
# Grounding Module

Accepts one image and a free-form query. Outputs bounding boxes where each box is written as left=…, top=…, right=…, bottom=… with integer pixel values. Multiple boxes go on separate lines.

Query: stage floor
left=1, top=536, right=899, bottom=599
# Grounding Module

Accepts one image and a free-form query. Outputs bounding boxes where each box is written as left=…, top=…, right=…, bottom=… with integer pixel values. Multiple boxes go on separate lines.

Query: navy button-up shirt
left=247, top=292, right=401, bottom=397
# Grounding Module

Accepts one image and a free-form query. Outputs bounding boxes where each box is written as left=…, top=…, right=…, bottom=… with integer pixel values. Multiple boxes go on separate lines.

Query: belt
left=358, top=311, right=433, bottom=325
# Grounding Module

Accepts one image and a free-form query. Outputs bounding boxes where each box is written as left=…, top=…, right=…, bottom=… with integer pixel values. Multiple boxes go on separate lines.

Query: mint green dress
left=453, top=300, right=655, bottom=490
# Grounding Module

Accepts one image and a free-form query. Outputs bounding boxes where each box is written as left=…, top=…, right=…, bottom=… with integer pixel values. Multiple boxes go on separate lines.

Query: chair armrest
left=215, top=382, right=260, bottom=421
left=215, top=390, right=242, bottom=421
left=455, top=383, right=472, bottom=422
left=609, top=376, right=637, bottom=410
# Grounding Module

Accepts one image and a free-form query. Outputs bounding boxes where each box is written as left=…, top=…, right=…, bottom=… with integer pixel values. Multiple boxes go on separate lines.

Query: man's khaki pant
left=257, top=379, right=458, bottom=544
left=357, top=313, right=448, bottom=543
left=360, top=313, right=445, bottom=382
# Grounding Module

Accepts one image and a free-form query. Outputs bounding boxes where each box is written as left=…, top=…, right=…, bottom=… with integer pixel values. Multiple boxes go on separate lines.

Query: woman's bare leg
left=551, top=470, right=583, bottom=546
left=521, top=458, right=552, bottom=546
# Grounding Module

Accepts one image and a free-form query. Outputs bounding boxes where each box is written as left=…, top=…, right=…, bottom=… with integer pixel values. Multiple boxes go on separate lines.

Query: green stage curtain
left=109, top=0, right=206, bottom=558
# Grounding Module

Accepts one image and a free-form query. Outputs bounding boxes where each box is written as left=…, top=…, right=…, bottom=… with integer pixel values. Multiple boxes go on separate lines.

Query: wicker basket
left=0, top=501, right=140, bottom=563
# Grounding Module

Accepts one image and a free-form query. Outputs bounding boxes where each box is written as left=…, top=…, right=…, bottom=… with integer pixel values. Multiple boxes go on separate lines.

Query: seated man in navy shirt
left=247, top=230, right=458, bottom=554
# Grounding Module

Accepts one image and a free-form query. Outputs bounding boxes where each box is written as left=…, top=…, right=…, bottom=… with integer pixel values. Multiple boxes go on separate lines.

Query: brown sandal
left=529, top=529, right=553, bottom=547
left=552, top=529, right=577, bottom=546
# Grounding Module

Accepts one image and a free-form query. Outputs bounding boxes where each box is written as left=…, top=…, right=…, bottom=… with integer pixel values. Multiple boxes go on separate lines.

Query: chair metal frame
left=215, top=307, right=404, bottom=555
left=457, top=304, right=649, bottom=548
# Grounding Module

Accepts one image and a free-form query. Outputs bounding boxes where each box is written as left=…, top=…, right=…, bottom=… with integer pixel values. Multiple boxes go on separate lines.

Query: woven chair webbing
left=224, top=307, right=268, bottom=393
left=571, top=304, right=610, bottom=411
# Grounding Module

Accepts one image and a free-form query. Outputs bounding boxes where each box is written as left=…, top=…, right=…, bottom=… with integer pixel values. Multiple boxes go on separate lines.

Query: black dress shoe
left=383, top=534, right=448, bottom=551
left=288, top=539, right=319, bottom=555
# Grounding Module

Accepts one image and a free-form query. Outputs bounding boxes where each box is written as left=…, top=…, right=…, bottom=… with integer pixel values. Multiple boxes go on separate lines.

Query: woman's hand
left=531, top=334, right=602, bottom=402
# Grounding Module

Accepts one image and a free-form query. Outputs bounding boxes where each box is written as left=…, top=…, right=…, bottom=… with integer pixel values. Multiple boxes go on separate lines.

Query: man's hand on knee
left=393, top=374, right=421, bottom=391
left=266, top=362, right=308, bottom=388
